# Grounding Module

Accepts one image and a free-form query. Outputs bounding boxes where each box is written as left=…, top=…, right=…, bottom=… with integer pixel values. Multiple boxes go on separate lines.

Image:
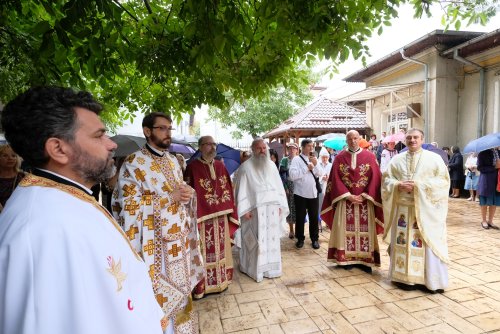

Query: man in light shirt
left=289, top=139, right=322, bottom=249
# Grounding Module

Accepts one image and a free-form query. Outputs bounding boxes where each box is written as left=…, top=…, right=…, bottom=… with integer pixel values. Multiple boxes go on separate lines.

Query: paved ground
left=193, top=198, right=500, bottom=334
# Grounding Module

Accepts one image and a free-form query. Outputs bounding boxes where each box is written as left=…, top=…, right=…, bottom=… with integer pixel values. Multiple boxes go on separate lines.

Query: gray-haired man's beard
left=251, top=153, right=268, bottom=169
left=70, top=144, right=116, bottom=184
left=203, top=151, right=216, bottom=160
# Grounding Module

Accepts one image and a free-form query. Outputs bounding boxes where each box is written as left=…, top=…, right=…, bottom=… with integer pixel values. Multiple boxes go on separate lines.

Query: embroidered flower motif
left=207, top=269, right=215, bottom=284
left=346, top=236, right=355, bottom=251
left=339, top=163, right=370, bottom=189
left=360, top=236, right=369, bottom=252
left=205, top=226, right=215, bottom=249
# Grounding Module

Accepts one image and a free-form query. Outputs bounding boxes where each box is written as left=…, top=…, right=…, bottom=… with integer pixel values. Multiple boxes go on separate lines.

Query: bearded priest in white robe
left=233, top=138, right=289, bottom=282
left=382, top=128, right=450, bottom=292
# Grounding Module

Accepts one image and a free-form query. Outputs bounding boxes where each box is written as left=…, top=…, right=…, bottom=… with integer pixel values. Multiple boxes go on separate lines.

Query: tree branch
left=112, top=0, right=139, bottom=22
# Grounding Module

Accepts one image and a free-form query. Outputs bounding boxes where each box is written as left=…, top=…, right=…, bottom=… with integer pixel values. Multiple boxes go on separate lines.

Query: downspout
left=453, top=49, right=485, bottom=137
left=400, top=49, right=429, bottom=138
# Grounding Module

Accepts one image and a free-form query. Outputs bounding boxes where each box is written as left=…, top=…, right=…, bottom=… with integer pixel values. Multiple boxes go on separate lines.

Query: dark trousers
left=294, top=194, right=319, bottom=242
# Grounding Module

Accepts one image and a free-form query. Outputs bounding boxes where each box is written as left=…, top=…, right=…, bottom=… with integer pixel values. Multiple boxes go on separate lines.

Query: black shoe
left=429, top=288, right=445, bottom=294
left=393, top=282, right=417, bottom=291
left=295, top=240, right=304, bottom=249
left=357, top=265, right=372, bottom=274
left=312, top=240, right=320, bottom=249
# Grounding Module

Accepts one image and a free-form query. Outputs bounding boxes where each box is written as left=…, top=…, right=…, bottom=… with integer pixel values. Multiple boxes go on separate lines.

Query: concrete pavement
left=193, top=198, right=500, bottom=334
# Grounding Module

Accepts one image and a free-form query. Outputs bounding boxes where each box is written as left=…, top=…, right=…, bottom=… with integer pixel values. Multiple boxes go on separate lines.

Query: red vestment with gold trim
left=184, top=158, right=239, bottom=298
left=321, top=149, right=384, bottom=266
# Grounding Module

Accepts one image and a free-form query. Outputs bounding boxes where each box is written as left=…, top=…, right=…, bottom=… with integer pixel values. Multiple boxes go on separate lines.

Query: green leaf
left=31, top=21, right=52, bottom=35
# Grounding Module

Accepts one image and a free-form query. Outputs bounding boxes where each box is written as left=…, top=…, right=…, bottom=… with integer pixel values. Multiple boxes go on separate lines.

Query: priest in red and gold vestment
left=321, top=130, right=384, bottom=270
left=184, top=136, right=239, bottom=299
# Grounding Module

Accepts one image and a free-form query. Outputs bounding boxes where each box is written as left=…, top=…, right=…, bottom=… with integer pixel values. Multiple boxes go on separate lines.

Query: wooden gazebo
left=264, top=96, right=370, bottom=147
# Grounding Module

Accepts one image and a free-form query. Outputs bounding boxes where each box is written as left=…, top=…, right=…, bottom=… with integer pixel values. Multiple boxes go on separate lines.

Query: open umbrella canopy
left=169, top=143, right=196, bottom=155
left=111, top=134, right=196, bottom=157
left=382, top=133, right=405, bottom=143
left=187, top=143, right=241, bottom=175
left=323, top=136, right=347, bottom=151
left=315, top=133, right=345, bottom=142
left=401, top=143, right=449, bottom=164
left=464, top=132, right=500, bottom=153
left=111, top=135, right=146, bottom=157
left=268, top=140, right=284, bottom=161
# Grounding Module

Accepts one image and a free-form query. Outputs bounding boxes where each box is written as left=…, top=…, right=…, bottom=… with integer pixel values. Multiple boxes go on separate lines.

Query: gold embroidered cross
left=150, top=161, right=161, bottom=173
left=167, top=202, right=179, bottom=215
left=156, top=293, right=169, bottom=306
left=126, top=226, right=139, bottom=240
left=143, top=239, right=155, bottom=255
left=160, top=198, right=169, bottom=208
left=144, top=215, right=155, bottom=230
left=148, top=264, right=155, bottom=279
left=134, top=168, right=146, bottom=182
left=167, top=223, right=181, bottom=235
left=111, top=202, right=121, bottom=214
left=122, top=184, right=137, bottom=197
left=143, top=195, right=152, bottom=206
left=162, top=181, right=173, bottom=193
left=124, top=200, right=140, bottom=215
left=168, top=244, right=181, bottom=257
left=126, top=154, right=135, bottom=163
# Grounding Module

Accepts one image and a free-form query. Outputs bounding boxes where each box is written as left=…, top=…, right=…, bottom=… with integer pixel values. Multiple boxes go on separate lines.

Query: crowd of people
left=0, top=86, right=498, bottom=333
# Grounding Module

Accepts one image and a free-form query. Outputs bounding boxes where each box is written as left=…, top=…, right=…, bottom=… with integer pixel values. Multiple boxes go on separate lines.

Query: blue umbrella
left=323, top=136, right=347, bottom=151
left=464, top=132, right=500, bottom=153
left=400, top=143, right=449, bottom=164
left=187, top=143, right=241, bottom=175
left=169, top=143, right=196, bottom=155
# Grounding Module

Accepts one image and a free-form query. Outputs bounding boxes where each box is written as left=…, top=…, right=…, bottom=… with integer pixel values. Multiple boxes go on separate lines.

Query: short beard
left=150, top=132, right=170, bottom=150
left=70, top=143, right=115, bottom=184
left=202, top=151, right=217, bottom=161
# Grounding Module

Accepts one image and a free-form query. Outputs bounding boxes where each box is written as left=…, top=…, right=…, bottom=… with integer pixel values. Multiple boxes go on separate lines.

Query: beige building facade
left=338, top=29, right=500, bottom=149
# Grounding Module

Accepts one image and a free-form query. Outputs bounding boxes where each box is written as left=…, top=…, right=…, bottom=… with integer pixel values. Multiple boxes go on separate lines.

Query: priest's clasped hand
left=398, top=181, right=415, bottom=193
left=173, top=182, right=194, bottom=204
left=348, top=194, right=363, bottom=204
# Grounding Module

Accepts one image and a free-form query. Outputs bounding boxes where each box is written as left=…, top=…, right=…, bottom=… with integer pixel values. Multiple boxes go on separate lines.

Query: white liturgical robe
left=0, top=173, right=164, bottom=334
left=234, top=157, right=289, bottom=282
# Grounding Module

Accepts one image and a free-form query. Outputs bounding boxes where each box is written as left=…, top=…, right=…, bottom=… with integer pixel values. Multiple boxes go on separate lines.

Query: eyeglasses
left=151, top=126, right=175, bottom=132
left=201, top=142, right=217, bottom=147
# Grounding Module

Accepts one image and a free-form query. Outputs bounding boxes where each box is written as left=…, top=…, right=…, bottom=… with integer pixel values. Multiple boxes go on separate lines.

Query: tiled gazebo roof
left=264, top=96, right=369, bottom=140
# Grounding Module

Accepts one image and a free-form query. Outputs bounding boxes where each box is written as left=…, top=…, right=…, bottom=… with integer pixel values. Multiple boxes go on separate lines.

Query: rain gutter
left=452, top=49, right=485, bottom=137
left=400, top=49, right=429, bottom=138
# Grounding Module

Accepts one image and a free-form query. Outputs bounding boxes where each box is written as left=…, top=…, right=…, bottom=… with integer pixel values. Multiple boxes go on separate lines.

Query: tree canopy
left=0, top=0, right=497, bottom=124
left=208, top=83, right=313, bottom=139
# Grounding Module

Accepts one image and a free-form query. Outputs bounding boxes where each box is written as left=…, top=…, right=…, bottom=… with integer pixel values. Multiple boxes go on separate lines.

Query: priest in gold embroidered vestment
left=113, top=112, right=204, bottom=334
left=381, top=128, right=450, bottom=292
left=184, top=136, right=239, bottom=299
left=321, top=130, right=384, bottom=270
